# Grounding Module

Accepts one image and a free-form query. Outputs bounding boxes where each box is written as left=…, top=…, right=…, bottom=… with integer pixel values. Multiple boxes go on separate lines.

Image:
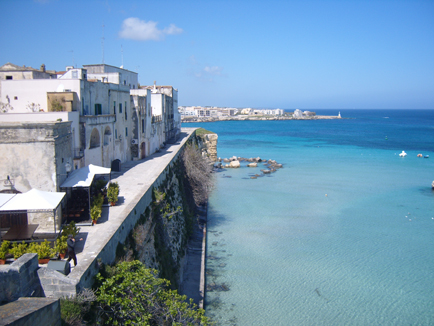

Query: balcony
left=79, top=114, right=116, bottom=126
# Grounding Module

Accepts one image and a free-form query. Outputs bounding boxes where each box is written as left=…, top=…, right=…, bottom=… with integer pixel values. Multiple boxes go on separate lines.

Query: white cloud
left=204, top=66, right=223, bottom=75
left=193, top=66, right=225, bottom=82
left=119, top=18, right=183, bottom=41
left=163, top=24, right=183, bottom=35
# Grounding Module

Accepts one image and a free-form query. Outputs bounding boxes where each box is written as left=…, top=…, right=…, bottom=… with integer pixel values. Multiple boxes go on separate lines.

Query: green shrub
left=27, top=240, right=55, bottom=259
left=107, top=182, right=119, bottom=204
left=10, top=241, right=28, bottom=259
left=0, top=240, right=10, bottom=259
left=95, top=260, right=211, bottom=325
left=61, top=221, right=80, bottom=238
left=54, top=235, right=68, bottom=255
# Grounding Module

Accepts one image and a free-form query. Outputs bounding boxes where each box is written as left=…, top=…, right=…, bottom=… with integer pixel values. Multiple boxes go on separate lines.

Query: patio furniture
left=2, top=224, right=39, bottom=240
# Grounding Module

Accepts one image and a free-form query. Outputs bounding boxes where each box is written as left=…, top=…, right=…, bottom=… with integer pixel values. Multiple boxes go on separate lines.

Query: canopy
left=0, top=189, right=65, bottom=211
left=60, top=164, right=111, bottom=188
left=0, top=194, right=15, bottom=208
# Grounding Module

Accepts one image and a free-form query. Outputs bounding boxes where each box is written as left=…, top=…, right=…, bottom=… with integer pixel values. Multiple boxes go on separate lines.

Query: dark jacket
left=67, top=238, right=75, bottom=252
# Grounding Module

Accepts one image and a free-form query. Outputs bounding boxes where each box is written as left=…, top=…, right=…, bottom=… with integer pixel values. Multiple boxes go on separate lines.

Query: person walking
left=67, top=234, right=83, bottom=267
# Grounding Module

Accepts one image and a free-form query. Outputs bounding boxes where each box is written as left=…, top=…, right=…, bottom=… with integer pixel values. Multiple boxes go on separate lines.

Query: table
left=2, top=224, right=39, bottom=240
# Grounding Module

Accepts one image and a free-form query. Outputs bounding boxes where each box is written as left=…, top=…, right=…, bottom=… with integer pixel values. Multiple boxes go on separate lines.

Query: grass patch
left=195, top=127, right=215, bottom=137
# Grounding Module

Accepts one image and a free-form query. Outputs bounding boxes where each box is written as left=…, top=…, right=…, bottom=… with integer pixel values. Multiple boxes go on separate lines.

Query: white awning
left=0, top=194, right=16, bottom=208
left=60, top=164, right=111, bottom=188
left=0, top=189, right=65, bottom=211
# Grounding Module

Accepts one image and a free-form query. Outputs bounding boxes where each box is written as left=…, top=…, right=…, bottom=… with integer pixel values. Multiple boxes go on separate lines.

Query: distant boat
left=399, top=151, right=407, bottom=157
left=424, top=155, right=429, bottom=158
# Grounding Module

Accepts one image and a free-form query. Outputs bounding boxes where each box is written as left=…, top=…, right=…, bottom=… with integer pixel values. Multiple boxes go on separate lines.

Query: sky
left=0, top=0, right=433, bottom=109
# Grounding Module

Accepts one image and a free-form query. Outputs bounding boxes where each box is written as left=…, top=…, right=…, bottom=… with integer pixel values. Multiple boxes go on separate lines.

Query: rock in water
left=229, top=160, right=240, bottom=168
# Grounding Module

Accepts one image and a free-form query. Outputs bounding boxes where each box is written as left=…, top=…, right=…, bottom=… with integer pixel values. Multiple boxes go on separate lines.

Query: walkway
left=68, top=128, right=197, bottom=284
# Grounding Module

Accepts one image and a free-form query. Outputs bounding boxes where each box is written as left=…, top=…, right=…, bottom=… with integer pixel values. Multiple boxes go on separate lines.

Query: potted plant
left=0, top=240, right=10, bottom=264
left=61, top=221, right=80, bottom=238
left=27, top=240, right=54, bottom=264
left=54, top=235, right=68, bottom=259
left=90, top=204, right=102, bottom=225
left=90, top=193, right=104, bottom=224
left=9, top=241, right=28, bottom=259
left=107, top=182, right=120, bottom=206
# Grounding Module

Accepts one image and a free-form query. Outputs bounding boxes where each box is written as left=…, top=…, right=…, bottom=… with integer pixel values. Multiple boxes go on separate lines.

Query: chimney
left=40, top=64, right=46, bottom=72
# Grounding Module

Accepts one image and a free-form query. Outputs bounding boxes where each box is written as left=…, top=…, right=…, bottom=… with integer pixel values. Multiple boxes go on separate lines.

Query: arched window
left=90, top=128, right=100, bottom=149
left=104, top=126, right=111, bottom=146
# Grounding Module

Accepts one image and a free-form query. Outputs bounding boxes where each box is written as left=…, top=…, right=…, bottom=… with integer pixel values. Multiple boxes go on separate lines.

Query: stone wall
left=0, top=254, right=43, bottom=303
left=36, top=129, right=201, bottom=298
left=197, top=133, right=218, bottom=162
left=0, top=297, right=60, bottom=326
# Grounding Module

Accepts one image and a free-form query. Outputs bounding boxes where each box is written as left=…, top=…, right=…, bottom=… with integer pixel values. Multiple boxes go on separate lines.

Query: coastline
left=182, top=115, right=342, bottom=123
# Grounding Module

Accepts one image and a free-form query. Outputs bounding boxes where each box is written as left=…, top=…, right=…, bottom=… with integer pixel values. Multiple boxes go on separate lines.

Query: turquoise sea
left=187, top=109, right=434, bottom=326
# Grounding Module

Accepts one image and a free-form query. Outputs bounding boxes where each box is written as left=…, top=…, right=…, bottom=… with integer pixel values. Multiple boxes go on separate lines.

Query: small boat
left=424, top=155, right=429, bottom=158
left=399, top=151, right=407, bottom=157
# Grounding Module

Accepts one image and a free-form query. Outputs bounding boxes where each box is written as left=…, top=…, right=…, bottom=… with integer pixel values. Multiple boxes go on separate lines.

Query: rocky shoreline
left=215, top=156, right=283, bottom=178
left=183, top=115, right=342, bottom=123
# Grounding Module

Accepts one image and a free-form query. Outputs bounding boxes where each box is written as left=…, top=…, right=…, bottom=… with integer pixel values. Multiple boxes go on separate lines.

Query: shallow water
left=188, top=109, right=434, bottom=325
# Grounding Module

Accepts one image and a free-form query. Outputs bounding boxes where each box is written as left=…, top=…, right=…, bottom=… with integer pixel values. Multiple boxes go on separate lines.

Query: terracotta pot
left=110, top=202, right=116, bottom=206
left=38, top=258, right=50, bottom=264
left=0, top=259, right=6, bottom=265
left=92, top=219, right=96, bottom=225
left=59, top=252, right=66, bottom=259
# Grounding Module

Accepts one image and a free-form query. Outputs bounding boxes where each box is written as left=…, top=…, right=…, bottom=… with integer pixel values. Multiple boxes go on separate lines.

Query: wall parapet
left=37, top=128, right=199, bottom=298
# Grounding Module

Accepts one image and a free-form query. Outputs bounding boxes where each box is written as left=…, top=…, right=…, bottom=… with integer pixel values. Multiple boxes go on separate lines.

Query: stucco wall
left=0, top=122, right=72, bottom=193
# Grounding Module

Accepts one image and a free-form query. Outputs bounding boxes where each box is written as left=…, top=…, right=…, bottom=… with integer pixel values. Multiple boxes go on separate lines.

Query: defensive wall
left=0, top=128, right=200, bottom=301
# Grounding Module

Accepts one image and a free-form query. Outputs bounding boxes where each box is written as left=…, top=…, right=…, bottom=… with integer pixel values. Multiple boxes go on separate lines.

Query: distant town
left=180, top=106, right=341, bottom=122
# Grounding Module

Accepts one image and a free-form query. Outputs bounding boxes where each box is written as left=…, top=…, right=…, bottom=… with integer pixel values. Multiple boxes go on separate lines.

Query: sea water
left=187, top=109, right=434, bottom=326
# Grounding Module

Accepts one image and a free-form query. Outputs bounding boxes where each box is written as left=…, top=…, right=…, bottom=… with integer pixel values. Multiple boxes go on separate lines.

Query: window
left=95, top=103, right=102, bottom=115
left=125, top=102, right=127, bottom=120
left=115, top=129, right=117, bottom=139
left=119, top=103, right=122, bottom=113
left=142, top=119, right=145, bottom=133
left=125, top=127, right=128, bottom=137
left=113, top=101, right=116, bottom=114
left=6, top=76, right=12, bottom=80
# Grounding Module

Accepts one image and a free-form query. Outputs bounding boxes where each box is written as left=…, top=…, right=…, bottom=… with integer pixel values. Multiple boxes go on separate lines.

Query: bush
left=96, top=260, right=211, bottom=325
left=107, top=182, right=119, bottom=205
left=61, top=221, right=80, bottom=238
left=60, top=289, right=96, bottom=326
left=0, top=240, right=10, bottom=260
left=90, top=193, right=104, bottom=222
left=10, top=241, right=28, bottom=259
left=54, top=235, right=68, bottom=255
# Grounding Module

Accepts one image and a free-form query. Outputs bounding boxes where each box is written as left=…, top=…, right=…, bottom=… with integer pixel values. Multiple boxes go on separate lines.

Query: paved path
left=69, top=129, right=197, bottom=282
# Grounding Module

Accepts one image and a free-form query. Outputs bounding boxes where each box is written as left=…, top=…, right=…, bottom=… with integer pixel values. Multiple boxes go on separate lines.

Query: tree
left=96, top=260, right=211, bottom=325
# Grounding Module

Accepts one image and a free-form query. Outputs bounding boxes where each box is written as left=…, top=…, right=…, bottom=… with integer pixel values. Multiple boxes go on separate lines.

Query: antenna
left=101, top=23, right=105, bottom=64
left=121, top=44, right=124, bottom=68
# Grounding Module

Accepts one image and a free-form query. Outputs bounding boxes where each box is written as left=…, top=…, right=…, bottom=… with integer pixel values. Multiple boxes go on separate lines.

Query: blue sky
left=0, top=0, right=433, bottom=109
